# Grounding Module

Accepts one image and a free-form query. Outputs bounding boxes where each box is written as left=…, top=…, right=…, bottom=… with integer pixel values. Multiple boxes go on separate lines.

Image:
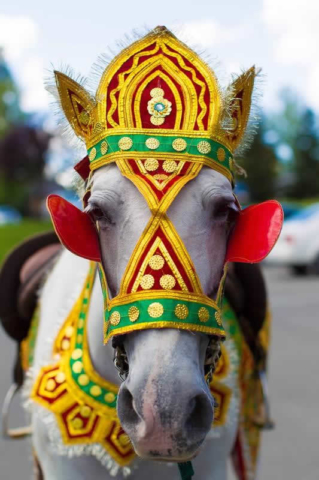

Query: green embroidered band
left=104, top=296, right=226, bottom=342
left=88, top=133, right=233, bottom=178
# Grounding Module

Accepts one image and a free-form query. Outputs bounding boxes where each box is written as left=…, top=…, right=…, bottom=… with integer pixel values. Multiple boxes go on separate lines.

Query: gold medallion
left=118, top=137, right=133, bottom=151
left=71, top=348, right=83, bottom=360
left=55, top=372, right=66, bottom=384
left=128, top=306, right=140, bottom=322
left=174, top=304, right=189, bottom=320
left=104, top=392, right=116, bottom=403
left=118, top=433, right=131, bottom=446
left=80, top=405, right=92, bottom=418
left=149, top=254, right=165, bottom=270
left=150, top=87, right=164, bottom=97
left=197, top=141, right=211, bottom=154
left=72, top=418, right=84, bottom=430
left=72, top=361, right=83, bottom=374
left=65, top=325, right=74, bottom=337
left=78, top=374, right=89, bottom=386
left=159, top=274, right=176, bottom=290
left=145, top=138, right=160, bottom=150
left=140, top=274, right=155, bottom=290
left=150, top=116, right=165, bottom=126
left=101, top=141, right=108, bottom=155
left=110, top=311, right=121, bottom=326
left=89, top=147, right=97, bottom=161
left=215, top=311, right=222, bottom=326
left=198, top=307, right=210, bottom=322
left=45, top=379, right=56, bottom=392
left=163, top=160, right=177, bottom=173
left=148, top=302, right=164, bottom=318
left=172, top=138, right=187, bottom=152
left=93, top=122, right=103, bottom=134
left=79, top=111, right=90, bottom=126
left=61, top=339, right=70, bottom=350
left=144, top=158, right=159, bottom=171
left=90, top=385, right=102, bottom=397
left=217, top=147, right=226, bottom=161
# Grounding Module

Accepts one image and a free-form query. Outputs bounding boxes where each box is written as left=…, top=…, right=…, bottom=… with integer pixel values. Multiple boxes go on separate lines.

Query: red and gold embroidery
left=32, top=263, right=235, bottom=468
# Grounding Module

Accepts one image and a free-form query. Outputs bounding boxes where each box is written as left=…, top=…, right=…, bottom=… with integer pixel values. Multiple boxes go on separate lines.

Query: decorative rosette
left=147, top=88, right=172, bottom=125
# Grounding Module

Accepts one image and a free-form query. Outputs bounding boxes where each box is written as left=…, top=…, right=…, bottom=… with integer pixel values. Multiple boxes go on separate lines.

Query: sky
left=1, top=0, right=318, bottom=116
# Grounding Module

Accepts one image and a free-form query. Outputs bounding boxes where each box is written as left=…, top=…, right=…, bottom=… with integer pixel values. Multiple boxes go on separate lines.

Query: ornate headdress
left=48, top=27, right=282, bottom=343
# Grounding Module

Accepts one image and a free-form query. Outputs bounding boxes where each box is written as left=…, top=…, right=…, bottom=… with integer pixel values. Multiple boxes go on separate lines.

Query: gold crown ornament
left=52, top=26, right=258, bottom=343
left=55, top=26, right=256, bottom=185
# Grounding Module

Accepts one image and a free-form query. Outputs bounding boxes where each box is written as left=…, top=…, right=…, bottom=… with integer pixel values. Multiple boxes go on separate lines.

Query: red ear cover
left=46, top=194, right=101, bottom=262
left=226, top=200, right=283, bottom=263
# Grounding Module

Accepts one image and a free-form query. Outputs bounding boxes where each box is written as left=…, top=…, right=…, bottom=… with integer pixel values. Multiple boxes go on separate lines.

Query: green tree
left=238, top=120, right=279, bottom=202
left=0, top=48, right=23, bottom=137
left=288, top=108, right=319, bottom=198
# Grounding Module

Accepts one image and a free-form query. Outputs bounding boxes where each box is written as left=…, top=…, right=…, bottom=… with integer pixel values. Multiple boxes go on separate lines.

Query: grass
left=0, top=219, right=53, bottom=265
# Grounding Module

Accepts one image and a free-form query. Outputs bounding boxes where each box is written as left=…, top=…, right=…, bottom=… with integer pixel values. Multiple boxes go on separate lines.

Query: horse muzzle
left=117, top=379, right=213, bottom=461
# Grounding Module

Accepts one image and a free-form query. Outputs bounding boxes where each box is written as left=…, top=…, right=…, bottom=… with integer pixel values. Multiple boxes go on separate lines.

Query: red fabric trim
left=104, top=41, right=211, bottom=130
left=74, top=156, right=90, bottom=180
left=106, top=43, right=157, bottom=128
left=231, top=431, right=247, bottom=480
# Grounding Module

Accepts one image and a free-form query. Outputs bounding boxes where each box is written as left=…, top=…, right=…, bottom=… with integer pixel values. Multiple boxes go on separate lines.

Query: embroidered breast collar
left=30, top=262, right=239, bottom=471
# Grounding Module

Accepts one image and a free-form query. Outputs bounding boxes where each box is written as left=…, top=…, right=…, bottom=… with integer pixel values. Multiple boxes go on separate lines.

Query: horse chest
left=26, top=255, right=242, bottom=478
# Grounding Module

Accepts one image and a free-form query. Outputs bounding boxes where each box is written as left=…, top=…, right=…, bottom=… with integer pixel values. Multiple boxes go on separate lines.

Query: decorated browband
left=47, top=27, right=283, bottom=343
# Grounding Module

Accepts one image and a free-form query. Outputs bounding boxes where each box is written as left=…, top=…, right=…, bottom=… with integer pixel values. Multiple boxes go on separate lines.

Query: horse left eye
left=214, top=204, right=239, bottom=225
left=90, top=207, right=104, bottom=221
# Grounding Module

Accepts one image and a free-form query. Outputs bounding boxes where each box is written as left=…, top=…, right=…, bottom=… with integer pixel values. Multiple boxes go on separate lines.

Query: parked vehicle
left=281, top=202, right=303, bottom=220
left=266, top=203, right=319, bottom=275
left=0, top=205, right=22, bottom=225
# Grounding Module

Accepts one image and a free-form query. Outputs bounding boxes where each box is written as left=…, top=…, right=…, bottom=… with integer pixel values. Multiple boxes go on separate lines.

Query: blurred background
left=0, top=1, right=318, bottom=479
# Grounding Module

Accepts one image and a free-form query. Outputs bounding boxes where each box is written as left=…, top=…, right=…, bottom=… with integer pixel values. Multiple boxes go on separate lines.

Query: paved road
left=1, top=266, right=318, bottom=479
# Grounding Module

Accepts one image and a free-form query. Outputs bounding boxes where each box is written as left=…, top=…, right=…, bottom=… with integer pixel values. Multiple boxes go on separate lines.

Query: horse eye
left=227, top=207, right=239, bottom=224
left=214, top=203, right=239, bottom=224
left=88, top=206, right=113, bottom=228
left=90, top=207, right=104, bottom=221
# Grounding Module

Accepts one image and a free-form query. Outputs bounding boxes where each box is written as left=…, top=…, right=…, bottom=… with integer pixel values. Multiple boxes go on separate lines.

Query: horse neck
left=87, top=270, right=121, bottom=387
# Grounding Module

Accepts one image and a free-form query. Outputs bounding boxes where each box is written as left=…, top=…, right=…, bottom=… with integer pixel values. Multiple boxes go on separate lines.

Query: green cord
left=178, top=462, right=194, bottom=480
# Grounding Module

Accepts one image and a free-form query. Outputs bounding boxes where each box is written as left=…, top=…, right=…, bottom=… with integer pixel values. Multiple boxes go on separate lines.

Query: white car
left=266, top=204, right=319, bottom=275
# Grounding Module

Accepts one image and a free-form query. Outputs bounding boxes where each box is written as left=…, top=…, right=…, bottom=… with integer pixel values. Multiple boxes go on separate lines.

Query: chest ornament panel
left=31, top=263, right=238, bottom=469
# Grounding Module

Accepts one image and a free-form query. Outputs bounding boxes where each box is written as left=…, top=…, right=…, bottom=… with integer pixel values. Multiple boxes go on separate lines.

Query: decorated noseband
left=47, top=27, right=283, bottom=343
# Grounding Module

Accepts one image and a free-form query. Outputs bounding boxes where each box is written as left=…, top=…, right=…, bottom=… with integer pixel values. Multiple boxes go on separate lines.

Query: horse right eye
left=90, top=207, right=104, bottom=221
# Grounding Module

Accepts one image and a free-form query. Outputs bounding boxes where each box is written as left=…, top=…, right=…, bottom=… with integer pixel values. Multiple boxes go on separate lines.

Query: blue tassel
left=178, top=462, right=194, bottom=480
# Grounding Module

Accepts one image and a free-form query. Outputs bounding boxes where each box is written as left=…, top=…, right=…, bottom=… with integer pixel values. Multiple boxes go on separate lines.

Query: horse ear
left=226, top=200, right=283, bottom=263
left=47, top=195, right=101, bottom=262
left=54, top=71, right=95, bottom=141
left=224, top=66, right=256, bottom=151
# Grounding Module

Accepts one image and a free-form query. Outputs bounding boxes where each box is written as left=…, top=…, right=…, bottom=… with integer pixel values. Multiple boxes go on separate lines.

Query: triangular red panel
left=126, top=225, right=195, bottom=293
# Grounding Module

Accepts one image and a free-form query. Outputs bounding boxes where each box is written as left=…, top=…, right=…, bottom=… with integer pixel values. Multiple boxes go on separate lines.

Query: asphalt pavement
left=0, top=266, right=318, bottom=480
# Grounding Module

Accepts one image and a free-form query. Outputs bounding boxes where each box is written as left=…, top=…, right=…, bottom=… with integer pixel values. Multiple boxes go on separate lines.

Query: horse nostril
left=117, top=386, right=140, bottom=428
left=185, top=393, right=213, bottom=435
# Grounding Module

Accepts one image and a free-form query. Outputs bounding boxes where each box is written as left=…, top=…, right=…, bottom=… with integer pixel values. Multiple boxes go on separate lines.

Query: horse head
left=87, top=164, right=236, bottom=460
left=47, top=27, right=283, bottom=463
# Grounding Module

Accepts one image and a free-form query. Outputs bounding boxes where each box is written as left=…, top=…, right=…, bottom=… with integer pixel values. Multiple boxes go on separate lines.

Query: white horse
left=30, top=164, right=240, bottom=480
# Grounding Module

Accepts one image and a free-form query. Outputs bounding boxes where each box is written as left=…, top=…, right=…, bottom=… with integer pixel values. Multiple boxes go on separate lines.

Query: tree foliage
left=0, top=50, right=50, bottom=214
left=237, top=120, right=279, bottom=202
left=288, top=108, right=319, bottom=198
